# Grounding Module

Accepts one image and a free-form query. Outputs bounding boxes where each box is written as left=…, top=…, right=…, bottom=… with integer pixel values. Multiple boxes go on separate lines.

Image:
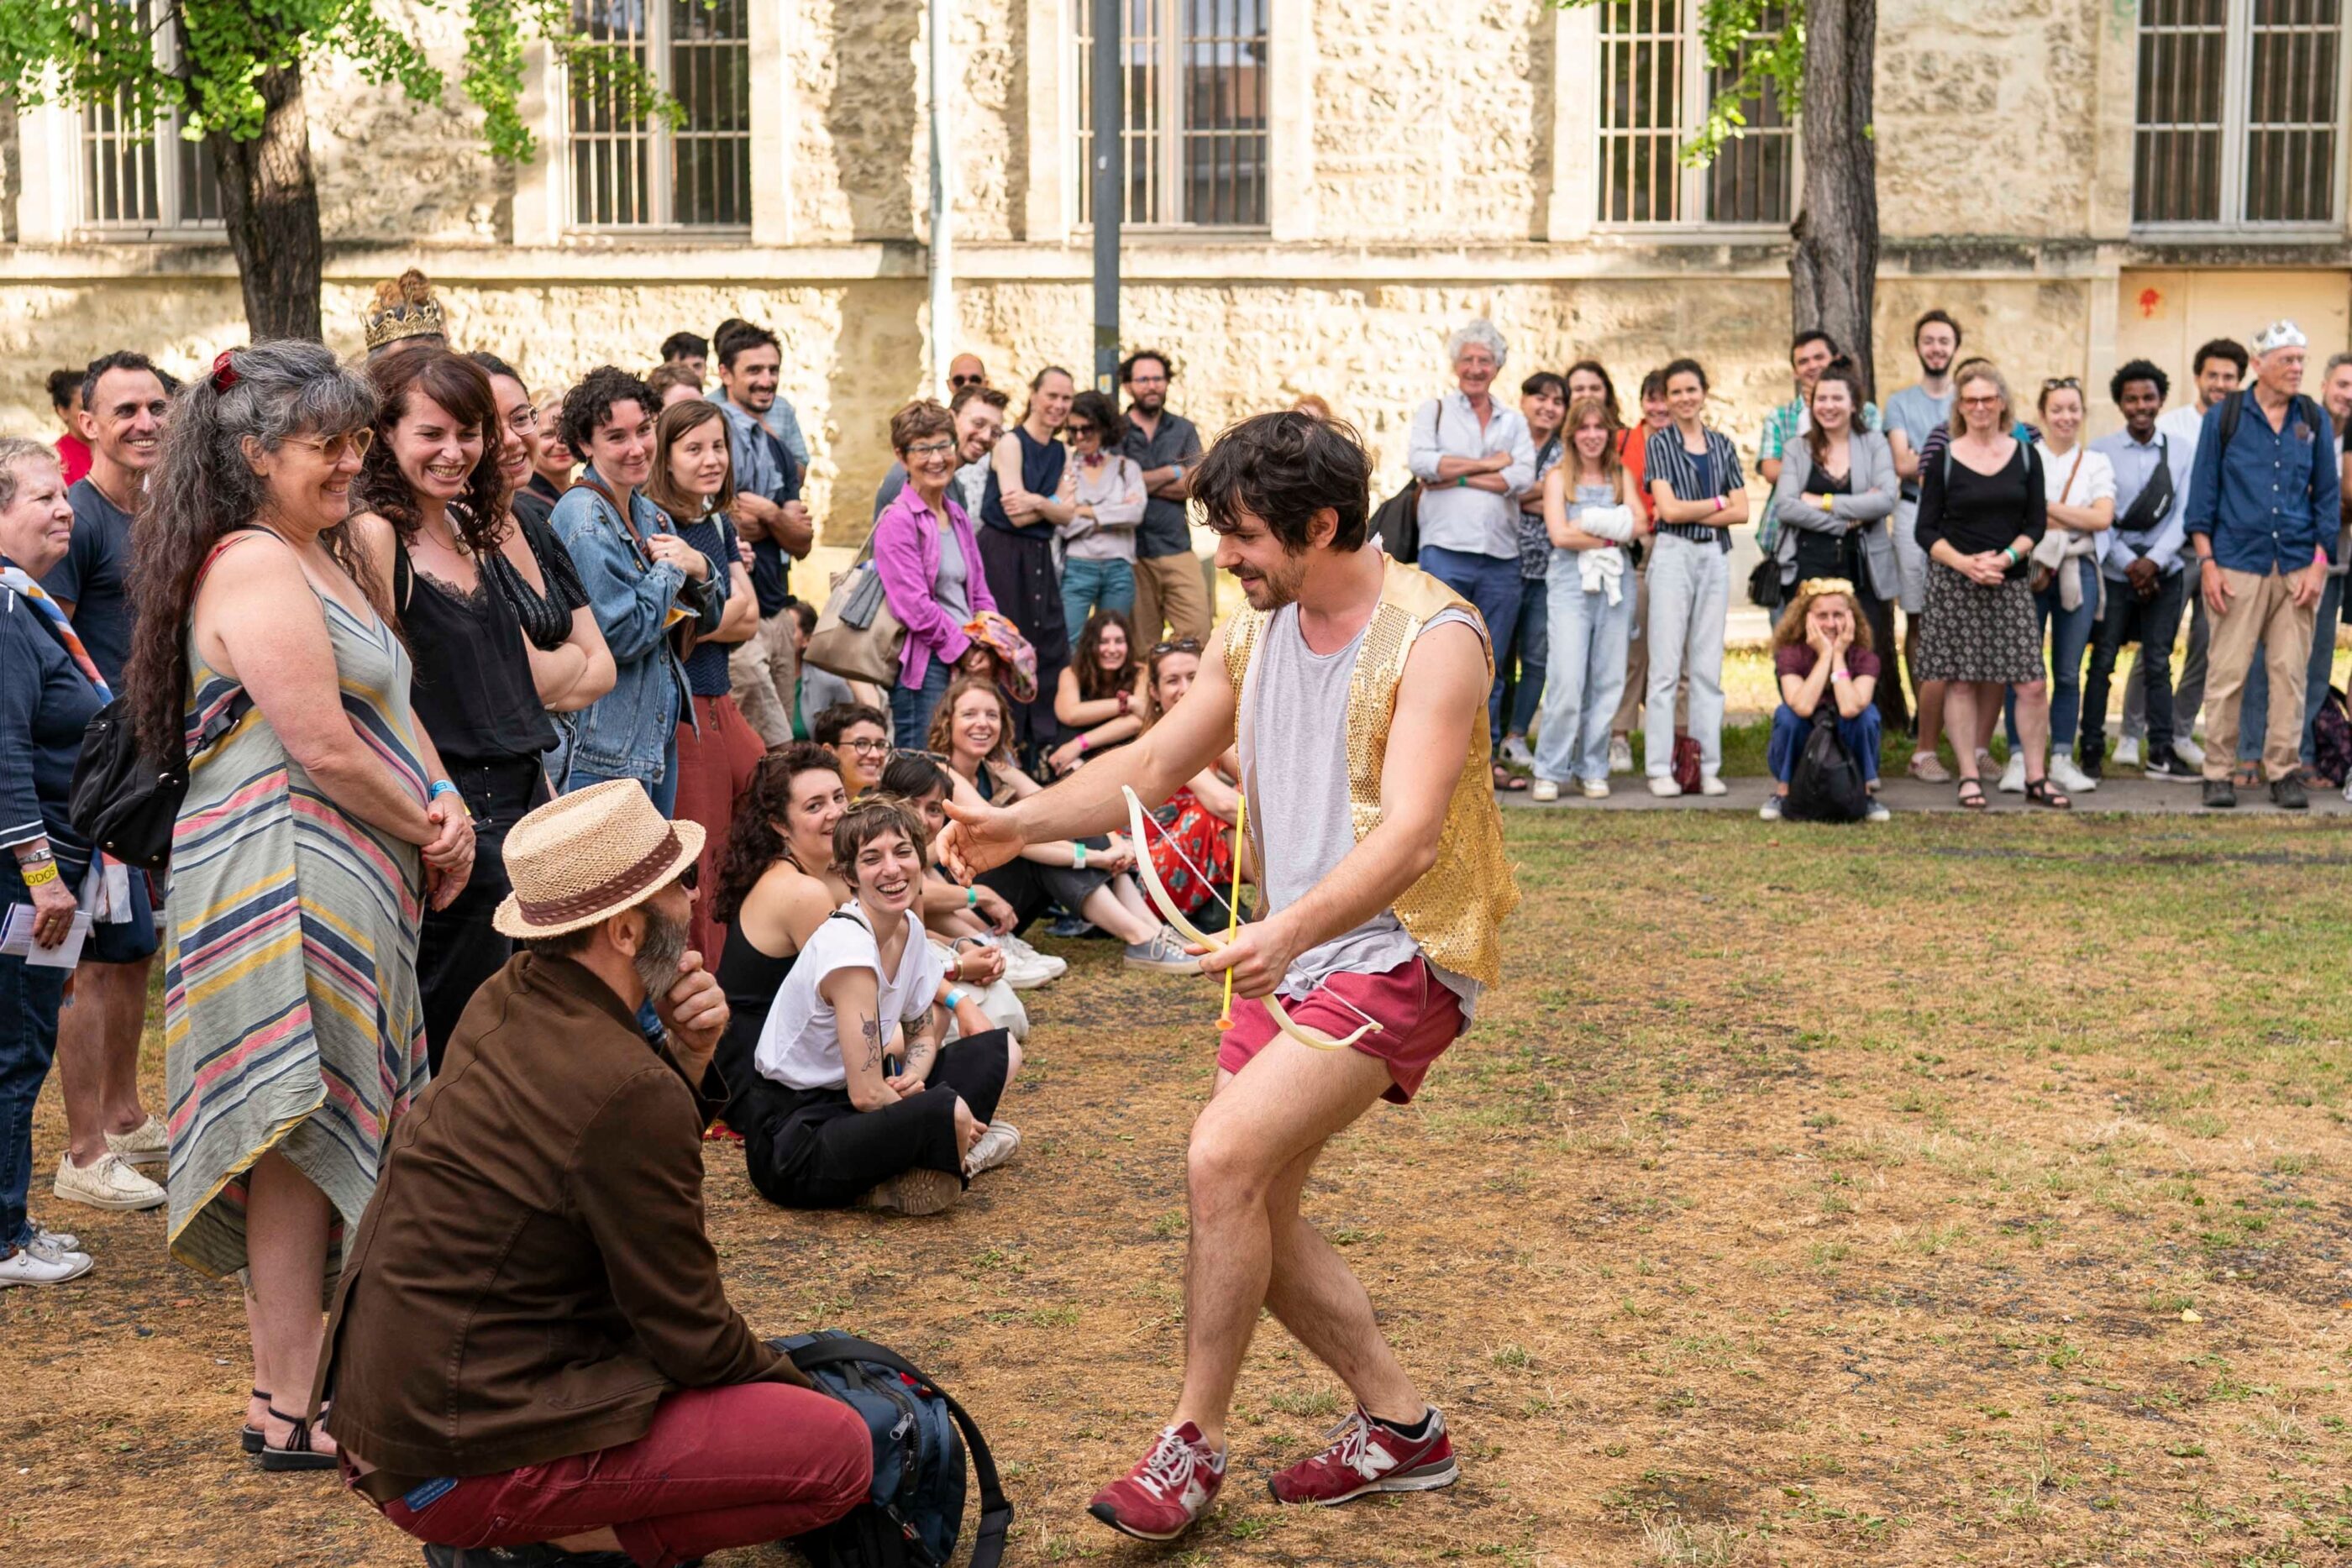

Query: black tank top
left=707, top=920, right=801, bottom=1134
left=980, top=425, right=1068, bottom=534
left=396, top=537, right=554, bottom=765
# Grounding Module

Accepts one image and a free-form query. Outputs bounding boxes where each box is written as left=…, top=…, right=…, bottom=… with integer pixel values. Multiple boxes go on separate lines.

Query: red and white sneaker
left=1087, top=1421, right=1227, bottom=1540
left=1268, top=1404, right=1458, bottom=1506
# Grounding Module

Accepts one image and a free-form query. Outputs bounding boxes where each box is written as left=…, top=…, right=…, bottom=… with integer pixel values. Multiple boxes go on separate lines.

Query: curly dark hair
left=350, top=348, right=511, bottom=570
left=1190, top=409, right=1372, bottom=553
left=124, top=342, right=381, bottom=759
left=2109, top=359, right=2171, bottom=406
left=558, top=364, right=657, bottom=458
left=711, top=742, right=841, bottom=926
left=1072, top=608, right=1141, bottom=701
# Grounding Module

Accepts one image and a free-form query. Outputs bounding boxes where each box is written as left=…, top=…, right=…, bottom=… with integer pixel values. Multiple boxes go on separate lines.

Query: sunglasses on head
left=2042, top=376, right=2081, bottom=391
left=1152, top=637, right=1202, bottom=656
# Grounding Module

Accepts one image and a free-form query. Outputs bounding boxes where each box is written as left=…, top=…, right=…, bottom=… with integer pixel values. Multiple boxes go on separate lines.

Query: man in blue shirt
left=2083, top=361, right=2197, bottom=784
left=2183, top=321, right=2339, bottom=810
left=712, top=322, right=816, bottom=747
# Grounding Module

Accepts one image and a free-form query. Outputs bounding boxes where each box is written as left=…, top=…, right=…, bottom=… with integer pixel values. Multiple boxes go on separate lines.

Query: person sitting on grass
left=929, top=674, right=1195, bottom=970
left=1047, top=608, right=1150, bottom=775
left=1759, top=578, right=1891, bottom=824
left=879, top=749, right=1065, bottom=993
left=314, top=781, right=872, bottom=1565
left=814, top=700, right=890, bottom=794
left=746, top=797, right=1020, bottom=1214
left=1137, top=635, right=1248, bottom=923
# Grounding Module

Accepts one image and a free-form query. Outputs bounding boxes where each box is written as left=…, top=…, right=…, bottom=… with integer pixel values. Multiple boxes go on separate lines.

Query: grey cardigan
left=1770, top=429, right=1901, bottom=602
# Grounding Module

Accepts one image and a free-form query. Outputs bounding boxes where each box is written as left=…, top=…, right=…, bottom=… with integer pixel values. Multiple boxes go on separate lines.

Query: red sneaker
left=1086, top=1421, right=1226, bottom=1541
left=1268, top=1405, right=1458, bottom=1506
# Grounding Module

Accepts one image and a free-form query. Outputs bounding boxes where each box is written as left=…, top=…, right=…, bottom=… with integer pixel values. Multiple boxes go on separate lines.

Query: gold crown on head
left=363, top=268, right=448, bottom=353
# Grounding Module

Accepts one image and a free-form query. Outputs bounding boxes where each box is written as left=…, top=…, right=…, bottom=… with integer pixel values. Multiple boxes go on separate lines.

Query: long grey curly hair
left=124, top=340, right=380, bottom=758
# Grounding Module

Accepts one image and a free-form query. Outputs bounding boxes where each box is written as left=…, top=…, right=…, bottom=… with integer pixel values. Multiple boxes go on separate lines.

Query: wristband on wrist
left=1457, top=475, right=1469, bottom=490
left=428, top=779, right=460, bottom=803
left=1818, top=493, right=1834, bottom=512
left=19, top=859, right=60, bottom=887
left=965, top=885, right=979, bottom=908
left=1072, top=842, right=1086, bottom=870
left=1077, top=733, right=1090, bottom=753
left=1712, top=494, right=1725, bottom=511
left=944, top=988, right=967, bottom=1009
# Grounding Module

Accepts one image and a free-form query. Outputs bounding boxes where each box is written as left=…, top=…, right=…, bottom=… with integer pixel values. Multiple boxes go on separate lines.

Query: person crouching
left=745, top=797, right=1021, bottom=1216
left=312, top=779, right=870, bottom=1567
left=1760, top=579, right=1892, bottom=824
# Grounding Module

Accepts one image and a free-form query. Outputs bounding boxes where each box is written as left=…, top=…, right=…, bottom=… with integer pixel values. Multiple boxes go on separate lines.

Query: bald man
left=948, top=354, right=987, bottom=391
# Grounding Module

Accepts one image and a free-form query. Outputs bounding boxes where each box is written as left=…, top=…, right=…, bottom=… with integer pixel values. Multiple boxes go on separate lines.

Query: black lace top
left=487, top=511, right=590, bottom=653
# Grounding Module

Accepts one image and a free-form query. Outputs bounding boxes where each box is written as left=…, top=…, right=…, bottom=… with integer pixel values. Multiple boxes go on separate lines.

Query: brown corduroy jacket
left=313, top=952, right=798, bottom=1481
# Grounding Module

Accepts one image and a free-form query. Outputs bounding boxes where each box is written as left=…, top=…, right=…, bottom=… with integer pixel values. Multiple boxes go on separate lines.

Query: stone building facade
left=3, top=0, right=2349, bottom=532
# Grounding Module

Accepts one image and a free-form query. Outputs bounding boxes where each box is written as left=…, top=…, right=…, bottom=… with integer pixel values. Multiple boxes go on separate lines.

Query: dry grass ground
left=7, top=810, right=2351, bottom=1567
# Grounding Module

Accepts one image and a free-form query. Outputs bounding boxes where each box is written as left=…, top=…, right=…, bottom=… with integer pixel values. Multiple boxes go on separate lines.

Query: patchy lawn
left=8, top=810, right=2351, bottom=1565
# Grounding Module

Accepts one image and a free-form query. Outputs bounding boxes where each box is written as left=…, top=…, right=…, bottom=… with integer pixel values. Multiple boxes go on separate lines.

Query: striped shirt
left=1643, top=426, right=1746, bottom=553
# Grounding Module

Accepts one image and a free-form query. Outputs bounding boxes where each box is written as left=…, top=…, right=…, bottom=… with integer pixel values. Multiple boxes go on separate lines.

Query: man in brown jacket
left=313, top=781, right=870, bottom=1567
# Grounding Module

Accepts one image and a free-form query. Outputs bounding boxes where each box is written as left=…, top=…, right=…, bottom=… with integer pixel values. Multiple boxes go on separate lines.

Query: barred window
left=78, top=2, right=221, bottom=232
left=1597, top=0, right=1793, bottom=228
left=570, top=0, right=751, bottom=229
left=2135, top=0, right=2345, bottom=228
left=1076, top=0, right=1269, bottom=228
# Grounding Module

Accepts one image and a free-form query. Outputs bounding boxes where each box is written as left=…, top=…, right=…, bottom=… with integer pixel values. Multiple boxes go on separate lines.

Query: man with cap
left=312, top=780, right=871, bottom=1566
left=2183, top=320, right=2339, bottom=810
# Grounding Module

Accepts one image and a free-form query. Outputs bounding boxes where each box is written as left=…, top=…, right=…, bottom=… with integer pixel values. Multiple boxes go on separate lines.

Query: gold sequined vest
left=1223, top=556, right=1520, bottom=987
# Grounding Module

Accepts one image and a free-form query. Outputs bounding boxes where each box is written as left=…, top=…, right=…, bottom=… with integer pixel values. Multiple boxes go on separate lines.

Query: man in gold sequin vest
left=942, top=410, right=1517, bottom=1544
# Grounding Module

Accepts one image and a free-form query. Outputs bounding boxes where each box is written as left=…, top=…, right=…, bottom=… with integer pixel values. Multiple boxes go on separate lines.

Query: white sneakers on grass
left=993, top=934, right=1066, bottom=990
left=54, top=1150, right=165, bottom=1212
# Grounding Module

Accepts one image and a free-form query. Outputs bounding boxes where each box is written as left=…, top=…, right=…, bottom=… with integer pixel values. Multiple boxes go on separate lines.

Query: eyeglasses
left=905, top=440, right=956, bottom=459
left=281, top=428, right=375, bottom=463
left=1959, top=395, right=2004, bottom=408
left=675, top=861, right=700, bottom=892
left=1152, top=637, right=1202, bottom=655
left=504, top=406, right=539, bottom=436
left=842, top=737, right=889, bottom=755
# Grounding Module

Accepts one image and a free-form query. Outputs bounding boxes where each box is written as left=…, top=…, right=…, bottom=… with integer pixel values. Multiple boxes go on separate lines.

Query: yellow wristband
left=18, top=858, right=60, bottom=887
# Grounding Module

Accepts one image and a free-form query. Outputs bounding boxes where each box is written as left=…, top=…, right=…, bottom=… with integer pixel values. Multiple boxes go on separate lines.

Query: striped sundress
left=165, top=566, right=428, bottom=1286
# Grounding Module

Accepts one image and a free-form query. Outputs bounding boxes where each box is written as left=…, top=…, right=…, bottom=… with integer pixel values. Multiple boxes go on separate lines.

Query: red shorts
left=1216, top=957, right=1465, bottom=1104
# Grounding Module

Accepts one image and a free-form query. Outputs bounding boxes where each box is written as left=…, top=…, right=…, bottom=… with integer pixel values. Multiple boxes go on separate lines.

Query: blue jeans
left=2004, top=555, right=2099, bottom=755
left=0, top=948, right=67, bottom=1251
left=2234, top=573, right=2343, bottom=767
left=565, top=728, right=680, bottom=818
left=1768, top=704, right=1883, bottom=784
left=1420, top=545, right=1525, bottom=744
left=1533, top=564, right=1633, bottom=785
left=891, top=657, right=955, bottom=751
left=1059, top=557, right=1136, bottom=642
left=1499, top=578, right=1549, bottom=737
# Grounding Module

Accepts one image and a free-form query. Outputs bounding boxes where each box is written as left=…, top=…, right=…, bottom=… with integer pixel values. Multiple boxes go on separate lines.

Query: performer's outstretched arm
left=941, top=621, right=1240, bottom=878
left=1198, top=619, right=1488, bottom=999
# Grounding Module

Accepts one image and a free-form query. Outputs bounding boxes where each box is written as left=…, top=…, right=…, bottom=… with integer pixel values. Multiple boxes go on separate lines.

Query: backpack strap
left=787, top=1336, right=1014, bottom=1568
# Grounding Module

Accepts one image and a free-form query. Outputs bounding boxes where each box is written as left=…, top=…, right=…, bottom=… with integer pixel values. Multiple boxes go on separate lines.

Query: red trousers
left=373, top=1382, right=871, bottom=1568
left=674, top=692, right=766, bottom=962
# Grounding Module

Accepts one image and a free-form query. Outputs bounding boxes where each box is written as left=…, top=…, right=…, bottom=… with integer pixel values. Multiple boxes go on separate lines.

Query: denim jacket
left=549, top=469, right=720, bottom=787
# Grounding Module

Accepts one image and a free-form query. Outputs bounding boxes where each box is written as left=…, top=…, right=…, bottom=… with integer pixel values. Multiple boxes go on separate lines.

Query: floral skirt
left=1147, top=788, right=1235, bottom=920
left=1917, top=563, right=2043, bottom=685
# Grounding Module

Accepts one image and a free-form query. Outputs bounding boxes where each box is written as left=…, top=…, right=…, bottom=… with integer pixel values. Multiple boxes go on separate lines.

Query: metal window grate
left=1077, top=0, right=1267, bottom=227
left=2134, top=0, right=2343, bottom=228
left=1599, top=0, right=1792, bottom=227
left=570, top=0, right=750, bottom=228
left=78, top=0, right=223, bottom=231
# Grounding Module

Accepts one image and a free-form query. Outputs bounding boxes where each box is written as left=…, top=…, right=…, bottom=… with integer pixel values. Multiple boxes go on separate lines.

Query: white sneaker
left=1530, top=779, right=1560, bottom=803
left=1646, top=775, right=1683, bottom=798
left=53, top=1151, right=166, bottom=1212
left=1865, top=800, right=1893, bottom=823
left=2049, top=753, right=2097, bottom=794
left=1499, top=736, right=1535, bottom=768
left=106, top=1114, right=168, bottom=1170
left=29, top=1221, right=79, bottom=1252
left=0, top=1240, right=93, bottom=1287
left=2113, top=736, right=2142, bottom=768
left=997, top=952, right=1058, bottom=992
left=964, top=1120, right=1021, bottom=1177
left=1997, top=752, right=2027, bottom=794
left=1578, top=777, right=1611, bottom=799
left=1698, top=774, right=1728, bottom=797
left=2174, top=736, right=2208, bottom=769
left=1608, top=737, right=1634, bottom=774
left=1757, top=795, right=1783, bottom=821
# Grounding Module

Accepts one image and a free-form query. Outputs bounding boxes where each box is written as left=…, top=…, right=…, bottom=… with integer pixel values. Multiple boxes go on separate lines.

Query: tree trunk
left=207, top=58, right=323, bottom=342
left=1788, top=0, right=1878, bottom=396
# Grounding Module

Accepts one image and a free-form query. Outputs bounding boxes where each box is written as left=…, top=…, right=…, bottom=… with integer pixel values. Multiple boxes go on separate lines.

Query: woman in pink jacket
left=874, top=400, right=1000, bottom=750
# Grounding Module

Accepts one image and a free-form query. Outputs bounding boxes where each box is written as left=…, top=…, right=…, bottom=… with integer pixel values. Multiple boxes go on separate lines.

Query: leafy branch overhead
left=0, top=0, right=681, bottom=162
left=1554, top=0, right=1807, bottom=167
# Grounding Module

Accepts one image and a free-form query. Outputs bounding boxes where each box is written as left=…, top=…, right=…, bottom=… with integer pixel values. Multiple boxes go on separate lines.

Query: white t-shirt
left=2155, top=402, right=2212, bottom=469
left=2040, top=443, right=2117, bottom=509
left=753, top=903, right=947, bottom=1091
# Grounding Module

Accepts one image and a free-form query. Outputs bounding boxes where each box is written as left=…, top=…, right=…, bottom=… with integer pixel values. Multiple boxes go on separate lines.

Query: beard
left=1919, top=348, right=1953, bottom=377
left=1231, top=553, right=1307, bottom=611
left=633, top=902, right=690, bottom=1001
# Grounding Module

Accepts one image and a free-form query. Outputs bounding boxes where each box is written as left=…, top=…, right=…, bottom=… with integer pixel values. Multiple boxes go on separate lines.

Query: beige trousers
left=1132, top=550, right=1214, bottom=643
left=2200, top=565, right=2317, bottom=783
left=728, top=607, right=799, bottom=747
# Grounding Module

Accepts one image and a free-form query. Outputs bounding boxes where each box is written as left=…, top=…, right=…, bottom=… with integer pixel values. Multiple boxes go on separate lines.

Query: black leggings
left=744, top=1030, right=1011, bottom=1209
left=417, top=758, right=549, bottom=1074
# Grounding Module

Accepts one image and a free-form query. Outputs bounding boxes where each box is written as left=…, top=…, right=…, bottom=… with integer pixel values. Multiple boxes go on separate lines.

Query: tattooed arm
left=899, top=1007, right=942, bottom=1088
left=817, top=965, right=899, bottom=1112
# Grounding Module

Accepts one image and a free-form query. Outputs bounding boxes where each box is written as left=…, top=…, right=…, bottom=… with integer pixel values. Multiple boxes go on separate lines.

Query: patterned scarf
left=0, top=563, right=111, bottom=702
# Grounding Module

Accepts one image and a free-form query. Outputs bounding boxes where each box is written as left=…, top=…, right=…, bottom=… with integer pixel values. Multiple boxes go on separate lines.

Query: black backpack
left=775, top=1332, right=1011, bottom=1568
left=1371, top=482, right=1420, bottom=563
left=1782, top=710, right=1872, bottom=823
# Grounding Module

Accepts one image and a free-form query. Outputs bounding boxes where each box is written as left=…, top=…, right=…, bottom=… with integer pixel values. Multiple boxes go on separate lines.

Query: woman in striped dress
left=124, top=343, right=475, bottom=1469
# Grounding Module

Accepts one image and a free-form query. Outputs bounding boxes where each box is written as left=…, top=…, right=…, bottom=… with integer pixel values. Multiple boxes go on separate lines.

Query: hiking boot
left=963, top=1121, right=1021, bottom=1177
left=858, top=1167, right=963, bottom=1216
left=2202, top=778, right=2236, bottom=810
left=1268, top=1405, right=1460, bottom=1507
left=53, top=1150, right=165, bottom=1211
left=1088, top=1422, right=1226, bottom=1541
left=106, top=1114, right=168, bottom=1170
left=1124, top=926, right=1199, bottom=973
left=2271, top=774, right=2310, bottom=811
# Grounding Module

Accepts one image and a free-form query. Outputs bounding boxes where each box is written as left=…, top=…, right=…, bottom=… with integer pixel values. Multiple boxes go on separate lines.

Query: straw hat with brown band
left=491, top=779, right=706, bottom=940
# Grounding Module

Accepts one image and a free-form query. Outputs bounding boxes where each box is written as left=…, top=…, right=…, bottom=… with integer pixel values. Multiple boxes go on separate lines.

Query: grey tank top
left=932, top=520, right=971, bottom=624
left=1241, top=595, right=1485, bottom=1016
